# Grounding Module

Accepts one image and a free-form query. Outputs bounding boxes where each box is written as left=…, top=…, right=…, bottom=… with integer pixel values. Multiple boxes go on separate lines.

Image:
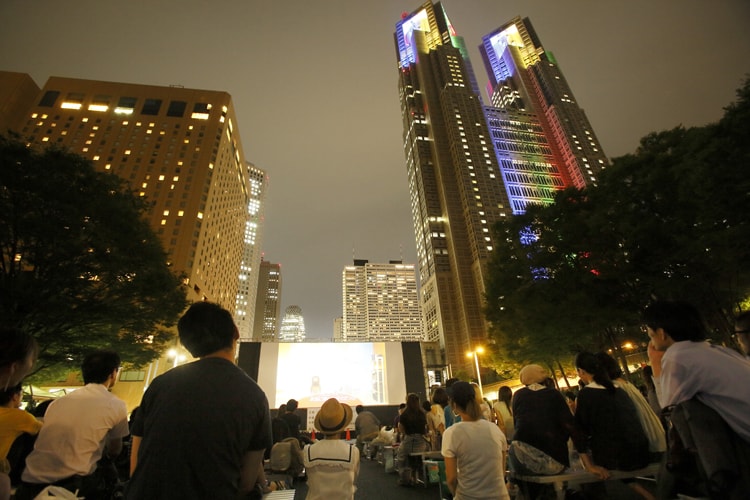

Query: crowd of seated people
left=4, top=299, right=749, bottom=500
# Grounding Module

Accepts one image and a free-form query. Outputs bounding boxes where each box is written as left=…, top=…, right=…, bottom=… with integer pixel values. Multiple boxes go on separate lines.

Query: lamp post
left=466, top=347, right=484, bottom=399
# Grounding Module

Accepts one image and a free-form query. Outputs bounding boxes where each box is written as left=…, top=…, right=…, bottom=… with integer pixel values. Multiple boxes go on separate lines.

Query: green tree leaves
left=0, top=135, right=188, bottom=381
left=485, top=78, right=750, bottom=372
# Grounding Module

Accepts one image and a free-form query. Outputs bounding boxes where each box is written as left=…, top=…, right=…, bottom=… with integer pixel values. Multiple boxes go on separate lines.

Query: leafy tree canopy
left=485, top=78, right=750, bottom=373
left=0, top=135, right=188, bottom=382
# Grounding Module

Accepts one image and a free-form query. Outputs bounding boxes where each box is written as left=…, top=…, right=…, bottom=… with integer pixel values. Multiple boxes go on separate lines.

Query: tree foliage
left=0, top=135, right=188, bottom=381
left=485, top=78, right=750, bottom=371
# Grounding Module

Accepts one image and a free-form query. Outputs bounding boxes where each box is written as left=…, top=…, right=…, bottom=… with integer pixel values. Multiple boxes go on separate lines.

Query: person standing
left=127, top=302, right=272, bottom=499
left=18, top=350, right=128, bottom=500
left=303, top=398, right=359, bottom=500
left=442, top=381, right=510, bottom=500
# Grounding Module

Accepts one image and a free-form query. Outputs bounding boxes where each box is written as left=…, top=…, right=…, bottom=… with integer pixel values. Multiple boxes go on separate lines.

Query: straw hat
left=519, top=364, right=548, bottom=386
left=314, top=398, right=353, bottom=435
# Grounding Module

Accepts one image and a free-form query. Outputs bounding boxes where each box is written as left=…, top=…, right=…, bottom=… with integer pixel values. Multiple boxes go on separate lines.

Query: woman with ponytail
left=441, top=381, right=510, bottom=500
left=574, top=352, right=650, bottom=486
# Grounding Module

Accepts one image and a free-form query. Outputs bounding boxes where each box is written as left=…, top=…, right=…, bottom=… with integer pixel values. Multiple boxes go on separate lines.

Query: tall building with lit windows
left=253, top=259, right=282, bottom=342
left=342, top=259, right=422, bottom=342
left=279, top=305, right=306, bottom=342
left=395, top=3, right=606, bottom=373
left=234, top=164, right=268, bottom=340
left=11, top=75, right=253, bottom=311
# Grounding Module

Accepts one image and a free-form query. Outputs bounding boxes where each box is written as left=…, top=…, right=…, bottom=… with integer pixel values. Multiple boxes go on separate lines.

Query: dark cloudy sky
left=2, top=1, right=749, bottom=339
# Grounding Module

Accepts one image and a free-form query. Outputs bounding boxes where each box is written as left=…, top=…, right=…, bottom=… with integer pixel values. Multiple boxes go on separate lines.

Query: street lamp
left=466, top=347, right=484, bottom=399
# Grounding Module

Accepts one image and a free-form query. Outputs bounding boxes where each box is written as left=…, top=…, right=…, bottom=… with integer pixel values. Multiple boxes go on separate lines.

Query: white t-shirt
left=23, top=383, right=128, bottom=483
left=442, top=419, right=510, bottom=500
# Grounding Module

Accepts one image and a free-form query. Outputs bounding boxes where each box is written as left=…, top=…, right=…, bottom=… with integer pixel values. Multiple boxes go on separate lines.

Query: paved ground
left=288, top=452, right=441, bottom=500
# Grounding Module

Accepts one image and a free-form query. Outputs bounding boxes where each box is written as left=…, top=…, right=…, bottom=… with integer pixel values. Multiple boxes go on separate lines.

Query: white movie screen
left=256, top=342, right=407, bottom=409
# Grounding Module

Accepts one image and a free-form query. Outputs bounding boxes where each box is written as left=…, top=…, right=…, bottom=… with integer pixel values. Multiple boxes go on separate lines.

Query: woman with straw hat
left=303, top=398, right=359, bottom=500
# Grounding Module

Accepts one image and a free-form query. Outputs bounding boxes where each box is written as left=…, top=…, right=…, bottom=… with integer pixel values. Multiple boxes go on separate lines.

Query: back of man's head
left=285, top=399, right=298, bottom=412
left=643, top=300, right=706, bottom=342
left=178, top=302, right=236, bottom=357
left=82, top=350, right=120, bottom=384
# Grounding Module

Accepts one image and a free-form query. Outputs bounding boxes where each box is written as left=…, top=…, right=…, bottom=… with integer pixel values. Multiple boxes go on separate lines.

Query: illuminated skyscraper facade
left=342, top=259, right=422, bottom=342
left=279, top=305, right=306, bottom=342
left=12, top=76, right=253, bottom=310
left=234, top=164, right=268, bottom=340
left=395, top=3, right=606, bottom=372
left=253, top=259, right=282, bottom=342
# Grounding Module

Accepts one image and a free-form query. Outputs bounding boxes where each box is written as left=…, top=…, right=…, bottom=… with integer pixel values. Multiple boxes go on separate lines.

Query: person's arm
left=579, top=452, right=609, bottom=479
left=129, top=436, right=141, bottom=476
left=444, top=456, right=458, bottom=494
left=238, top=449, right=265, bottom=496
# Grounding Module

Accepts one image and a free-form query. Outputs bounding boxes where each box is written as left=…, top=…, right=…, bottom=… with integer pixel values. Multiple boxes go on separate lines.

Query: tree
left=484, top=78, right=750, bottom=369
left=0, top=135, right=188, bottom=381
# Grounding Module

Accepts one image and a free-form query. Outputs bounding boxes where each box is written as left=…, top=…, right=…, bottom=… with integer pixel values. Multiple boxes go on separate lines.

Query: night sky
left=2, top=1, right=749, bottom=338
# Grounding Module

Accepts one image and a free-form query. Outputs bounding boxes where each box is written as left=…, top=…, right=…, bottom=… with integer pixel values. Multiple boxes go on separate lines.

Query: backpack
left=270, top=437, right=303, bottom=476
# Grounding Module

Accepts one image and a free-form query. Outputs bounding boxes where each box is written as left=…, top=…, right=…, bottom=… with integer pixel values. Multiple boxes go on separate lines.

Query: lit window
left=197, top=212, right=204, bottom=219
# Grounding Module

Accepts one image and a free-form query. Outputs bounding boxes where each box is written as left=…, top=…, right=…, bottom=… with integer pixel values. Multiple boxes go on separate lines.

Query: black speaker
left=401, top=342, right=426, bottom=401
left=237, top=342, right=262, bottom=381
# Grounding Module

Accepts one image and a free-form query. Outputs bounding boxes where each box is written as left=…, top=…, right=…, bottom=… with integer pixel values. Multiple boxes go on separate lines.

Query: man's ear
left=233, top=326, right=240, bottom=341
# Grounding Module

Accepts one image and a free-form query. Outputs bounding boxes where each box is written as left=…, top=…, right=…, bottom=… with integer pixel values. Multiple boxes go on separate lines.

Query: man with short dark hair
left=645, top=300, right=750, bottom=442
left=127, top=302, right=272, bottom=499
left=279, top=398, right=302, bottom=442
left=18, top=350, right=128, bottom=500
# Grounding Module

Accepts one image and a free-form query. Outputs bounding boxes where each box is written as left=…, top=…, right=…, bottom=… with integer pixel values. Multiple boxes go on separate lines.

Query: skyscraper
left=253, top=259, right=282, bottom=342
left=395, top=3, right=606, bottom=372
left=279, top=305, right=306, bottom=342
left=342, top=259, right=422, bottom=342
left=3, top=74, right=256, bottom=409
left=11, top=76, right=253, bottom=310
left=234, top=164, right=268, bottom=340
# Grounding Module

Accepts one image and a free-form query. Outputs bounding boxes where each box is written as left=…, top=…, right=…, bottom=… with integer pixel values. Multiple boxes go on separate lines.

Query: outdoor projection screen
left=240, top=342, right=410, bottom=409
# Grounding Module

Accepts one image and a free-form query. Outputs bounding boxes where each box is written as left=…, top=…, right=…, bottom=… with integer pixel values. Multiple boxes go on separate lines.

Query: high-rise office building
left=279, top=305, right=306, bottom=342
left=10, top=76, right=253, bottom=310
left=234, top=164, right=268, bottom=340
left=0, top=71, right=40, bottom=133
left=4, top=74, right=256, bottom=409
left=342, top=259, right=422, bottom=342
left=253, top=259, right=282, bottom=342
left=395, top=3, right=606, bottom=372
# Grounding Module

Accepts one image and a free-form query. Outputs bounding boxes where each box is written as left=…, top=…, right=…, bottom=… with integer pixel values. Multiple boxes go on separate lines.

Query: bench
left=511, top=462, right=660, bottom=500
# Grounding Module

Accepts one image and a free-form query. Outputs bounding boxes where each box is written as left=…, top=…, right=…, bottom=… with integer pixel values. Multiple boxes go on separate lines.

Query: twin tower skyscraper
left=395, top=2, right=608, bottom=373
